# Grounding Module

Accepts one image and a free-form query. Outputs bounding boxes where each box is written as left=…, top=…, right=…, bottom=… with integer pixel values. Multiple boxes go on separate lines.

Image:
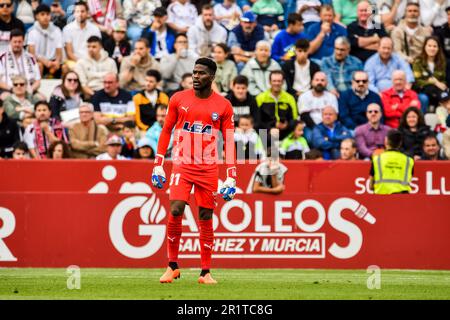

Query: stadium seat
left=39, top=79, right=62, bottom=101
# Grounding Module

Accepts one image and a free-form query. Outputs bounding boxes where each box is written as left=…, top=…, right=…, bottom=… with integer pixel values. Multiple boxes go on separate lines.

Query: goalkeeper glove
left=219, top=167, right=237, bottom=201
left=151, top=154, right=166, bottom=189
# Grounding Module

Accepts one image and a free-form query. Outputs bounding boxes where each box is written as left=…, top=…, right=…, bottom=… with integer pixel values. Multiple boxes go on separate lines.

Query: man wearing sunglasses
left=338, top=70, right=383, bottom=130
left=355, top=103, right=391, bottom=159
left=0, top=0, right=25, bottom=54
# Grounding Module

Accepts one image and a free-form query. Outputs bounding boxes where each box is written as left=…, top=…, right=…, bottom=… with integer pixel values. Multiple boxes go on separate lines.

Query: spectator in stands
left=49, top=0, right=67, bottom=30
left=391, top=1, right=432, bottom=65
left=364, top=37, right=415, bottom=94
left=312, top=106, right=352, bottom=160
left=49, top=71, right=85, bottom=121
left=256, top=70, right=297, bottom=140
left=0, top=99, right=19, bottom=158
left=62, top=1, right=101, bottom=73
left=134, top=137, right=154, bottom=160
left=141, top=7, right=175, bottom=61
left=123, top=0, right=157, bottom=43
left=11, top=141, right=30, bottom=159
left=17, top=0, right=34, bottom=30
left=355, top=102, right=391, bottom=159
left=305, top=148, right=323, bottom=160
left=96, top=134, right=128, bottom=160
left=74, top=36, right=118, bottom=99
left=296, top=0, right=321, bottom=30
left=160, top=33, right=197, bottom=94
left=26, top=4, right=63, bottom=79
left=47, top=140, right=71, bottom=159
left=279, top=120, right=310, bottom=159
left=120, top=120, right=137, bottom=159
left=23, top=101, right=69, bottom=159
left=88, top=0, right=123, bottom=35
left=69, top=103, right=107, bottom=159
left=340, top=138, right=358, bottom=160
left=226, top=75, right=260, bottom=127
left=103, top=19, right=131, bottom=69
left=251, top=0, right=284, bottom=34
left=381, top=70, right=421, bottom=128
left=167, top=0, right=198, bottom=34
left=146, top=104, right=172, bottom=156
left=348, top=0, right=388, bottom=63
left=133, top=69, right=168, bottom=132
left=321, top=37, right=364, bottom=97
left=378, top=0, right=407, bottom=32
left=0, top=29, right=41, bottom=98
left=252, top=149, right=287, bottom=195
left=412, top=36, right=448, bottom=111
left=399, top=106, right=431, bottom=159
left=282, top=39, right=320, bottom=98
left=443, top=126, right=450, bottom=158
left=338, top=70, right=383, bottom=130
left=0, top=0, right=25, bottom=53
left=119, top=38, right=160, bottom=92
left=420, top=133, right=447, bottom=160
left=92, top=72, right=135, bottom=132
left=241, top=40, right=282, bottom=96
left=169, top=72, right=194, bottom=97
left=333, top=0, right=359, bottom=26
left=234, top=114, right=265, bottom=160
left=3, top=75, right=40, bottom=123
left=306, top=5, right=348, bottom=60
left=435, top=6, right=450, bottom=85
left=214, top=0, right=242, bottom=31
left=271, top=13, right=306, bottom=63
left=227, top=11, right=265, bottom=68
left=298, top=71, right=339, bottom=142
left=212, top=43, right=237, bottom=94
left=187, top=4, right=227, bottom=57
left=419, top=0, right=449, bottom=28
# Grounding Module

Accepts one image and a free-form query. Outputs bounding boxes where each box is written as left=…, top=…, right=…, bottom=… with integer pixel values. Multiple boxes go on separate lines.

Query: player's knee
left=170, top=201, right=185, bottom=217
left=199, top=208, right=213, bottom=220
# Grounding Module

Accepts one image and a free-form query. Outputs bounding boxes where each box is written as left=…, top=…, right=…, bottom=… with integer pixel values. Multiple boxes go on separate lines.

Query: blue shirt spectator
left=305, top=5, right=347, bottom=60
left=312, top=106, right=353, bottom=160
left=338, top=70, right=383, bottom=130
left=320, top=37, right=363, bottom=94
left=364, top=37, right=414, bottom=94
left=271, top=13, right=307, bottom=63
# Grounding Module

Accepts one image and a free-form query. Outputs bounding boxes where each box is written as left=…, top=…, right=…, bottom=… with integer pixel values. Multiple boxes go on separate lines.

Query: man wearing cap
left=96, top=134, right=128, bottom=160
left=141, top=7, right=176, bottom=60
left=26, top=4, right=63, bottom=78
left=227, top=11, right=265, bottom=66
left=103, top=19, right=132, bottom=68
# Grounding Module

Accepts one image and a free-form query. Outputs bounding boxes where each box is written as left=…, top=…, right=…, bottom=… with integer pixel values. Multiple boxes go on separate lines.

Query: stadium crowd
left=1, top=0, right=450, bottom=161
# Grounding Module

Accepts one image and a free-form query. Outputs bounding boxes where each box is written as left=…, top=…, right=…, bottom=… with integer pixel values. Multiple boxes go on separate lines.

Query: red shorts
left=168, top=168, right=218, bottom=209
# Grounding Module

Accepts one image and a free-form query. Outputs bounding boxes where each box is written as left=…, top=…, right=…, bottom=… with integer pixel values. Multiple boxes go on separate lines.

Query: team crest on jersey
left=211, top=112, right=219, bottom=121
left=182, top=121, right=212, bottom=134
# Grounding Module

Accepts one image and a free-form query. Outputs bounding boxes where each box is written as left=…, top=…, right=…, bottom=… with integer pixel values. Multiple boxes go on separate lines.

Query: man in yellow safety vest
left=369, top=129, right=414, bottom=194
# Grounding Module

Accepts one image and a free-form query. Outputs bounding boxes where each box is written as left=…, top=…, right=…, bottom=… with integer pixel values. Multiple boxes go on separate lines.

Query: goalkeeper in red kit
left=151, top=58, right=237, bottom=285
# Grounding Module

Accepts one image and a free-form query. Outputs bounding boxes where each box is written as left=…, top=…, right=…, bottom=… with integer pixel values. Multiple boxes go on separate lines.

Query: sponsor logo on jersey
left=182, top=121, right=212, bottom=134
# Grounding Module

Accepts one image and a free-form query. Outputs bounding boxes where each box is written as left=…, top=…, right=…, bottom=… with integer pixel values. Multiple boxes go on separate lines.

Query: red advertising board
left=0, top=160, right=450, bottom=269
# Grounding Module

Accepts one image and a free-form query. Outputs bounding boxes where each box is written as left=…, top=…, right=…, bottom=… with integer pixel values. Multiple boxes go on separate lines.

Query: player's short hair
left=146, top=69, right=162, bottom=82
left=386, top=129, right=403, bottom=149
left=233, top=75, right=249, bottom=86
left=295, top=38, right=310, bottom=50
left=195, top=57, right=217, bottom=75
left=87, top=35, right=102, bottom=45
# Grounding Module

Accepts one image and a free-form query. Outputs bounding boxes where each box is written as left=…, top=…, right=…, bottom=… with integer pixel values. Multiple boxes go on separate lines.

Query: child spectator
left=103, top=19, right=131, bottom=69
left=279, top=120, right=310, bottom=159
left=212, top=43, right=237, bottom=94
left=11, top=141, right=30, bottom=159
left=252, top=148, right=288, bottom=195
left=234, top=114, right=265, bottom=160
left=134, top=137, right=154, bottom=160
left=120, top=121, right=137, bottom=159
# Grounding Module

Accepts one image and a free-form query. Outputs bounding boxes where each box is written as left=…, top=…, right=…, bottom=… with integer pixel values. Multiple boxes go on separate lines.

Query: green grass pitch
left=0, top=268, right=449, bottom=300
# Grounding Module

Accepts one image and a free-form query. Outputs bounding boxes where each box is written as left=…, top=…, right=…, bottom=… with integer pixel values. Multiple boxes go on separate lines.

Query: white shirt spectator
left=214, top=2, right=242, bottom=30
left=187, top=17, right=228, bottom=57
left=296, top=0, right=321, bottom=24
left=96, top=152, right=128, bottom=160
left=293, top=60, right=311, bottom=93
left=26, top=22, right=63, bottom=61
left=0, top=47, right=41, bottom=90
left=63, top=20, right=101, bottom=60
left=167, top=0, right=197, bottom=30
left=377, top=0, right=407, bottom=24
left=297, top=90, right=339, bottom=125
left=419, top=0, right=450, bottom=27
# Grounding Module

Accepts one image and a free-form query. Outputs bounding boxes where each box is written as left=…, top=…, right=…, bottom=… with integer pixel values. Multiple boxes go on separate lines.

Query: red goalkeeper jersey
left=156, top=89, right=236, bottom=175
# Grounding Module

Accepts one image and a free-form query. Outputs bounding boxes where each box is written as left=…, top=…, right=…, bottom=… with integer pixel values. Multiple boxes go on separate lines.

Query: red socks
left=167, top=214, right=183, bottom=262
left=199, top=219, right=214, bottom=270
